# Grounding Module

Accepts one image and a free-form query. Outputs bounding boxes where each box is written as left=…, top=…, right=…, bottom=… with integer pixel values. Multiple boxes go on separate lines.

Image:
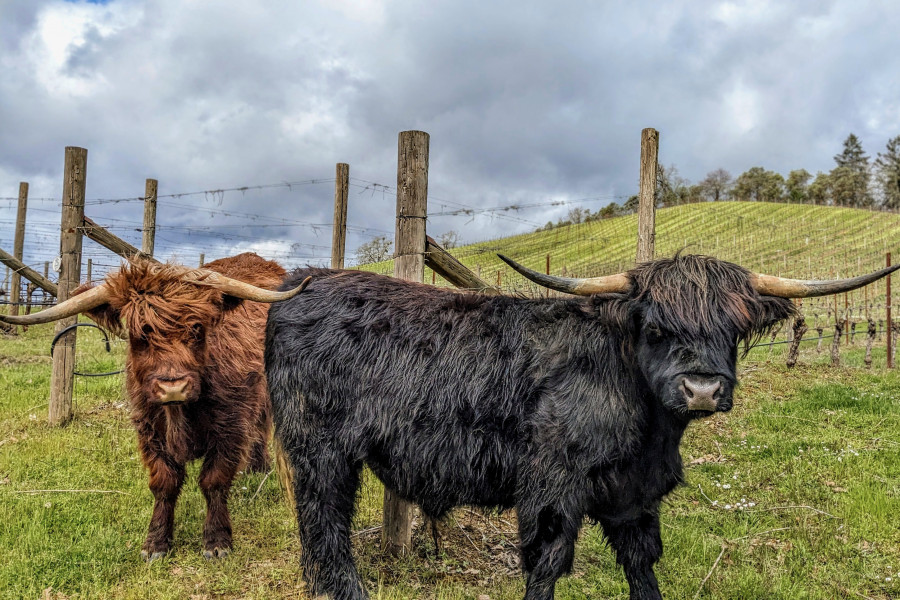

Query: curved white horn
left=0, top=284, right=111, bottom=325
left=188, top=270, right=312, bottom=302
left=751, top=265, right=900, bottom=298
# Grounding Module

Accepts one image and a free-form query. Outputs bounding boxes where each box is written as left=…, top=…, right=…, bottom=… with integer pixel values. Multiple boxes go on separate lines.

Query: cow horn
left=0, top=284, right=112, bottom=325
left=188, top=270, right=312, bottom=302
left=498, top=254, right=630, bottom=295
left=751, top=265, right=900, bottom=298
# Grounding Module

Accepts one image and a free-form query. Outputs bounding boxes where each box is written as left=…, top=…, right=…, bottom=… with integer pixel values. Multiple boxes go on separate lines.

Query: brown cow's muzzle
left=153, top=377, right=194, bottom=404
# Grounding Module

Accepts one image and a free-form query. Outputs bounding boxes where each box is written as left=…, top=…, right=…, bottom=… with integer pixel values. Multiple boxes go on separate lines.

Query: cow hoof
left=140, top=549, right=168, bottom=562
left=203, top=547, right=230, bottom=560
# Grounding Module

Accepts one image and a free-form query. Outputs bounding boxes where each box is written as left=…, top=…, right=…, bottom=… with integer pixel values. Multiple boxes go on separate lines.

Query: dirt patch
left=355, top=508, right=522, bottom=590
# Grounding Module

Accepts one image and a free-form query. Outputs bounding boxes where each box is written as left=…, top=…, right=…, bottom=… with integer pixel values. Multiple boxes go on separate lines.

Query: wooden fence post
left=86, top=259, right=92, bottom=285
left=636, top=128, right=659, bottom=263
left=887, top=252, right=893, bottom=368
left=81, top=216, right=154, bottom=263
left=423, top=236, right=499, bottom=294
left=142, top=178, right=158, bottom=257
left=199, top=253, right=205, bottom=267
left=49, top=147, right=87, bottom=426
left=331, top=163, right=349, bottom=269
left=10, top=182, right=29, bottom=325
left=383, top=130, right=428, bottom=556
left=42, top=261, right=49, bottom=303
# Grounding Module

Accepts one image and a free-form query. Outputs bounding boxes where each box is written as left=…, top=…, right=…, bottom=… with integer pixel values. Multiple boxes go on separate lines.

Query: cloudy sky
left=1, top=0, right=898, bottom=276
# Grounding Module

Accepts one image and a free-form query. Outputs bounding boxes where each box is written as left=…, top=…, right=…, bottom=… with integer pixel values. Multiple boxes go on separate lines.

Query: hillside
left=366, top=201, right=900, bottom=323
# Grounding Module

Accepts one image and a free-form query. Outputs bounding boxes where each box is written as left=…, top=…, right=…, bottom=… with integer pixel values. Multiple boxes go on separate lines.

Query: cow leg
left=142, top=458, right=186, bottom=561
left=293, top=449, right=367, bottom=600
left=600, top=512, right=664, bottom=600
left=518, top=503, right=580, bottom=600
left=247, top=402, right=272, bottom=473
left=198, top=448, right=240, bottom=559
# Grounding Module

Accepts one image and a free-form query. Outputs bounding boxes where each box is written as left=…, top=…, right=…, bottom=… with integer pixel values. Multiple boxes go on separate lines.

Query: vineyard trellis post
left=42, top=261, right=49, bottom=303
left=49, top=146, right=87, bottom=426
left=10, top=182, right=28, bottom=327
left=887, top=252, right=893, bottom=368
left=142, top=178, right=158, bottom=257
left=636, top=128, right=658, bottom=263
left=383, top=129, right=429, bottom=556
left=331, top=163, right=349, bottom=269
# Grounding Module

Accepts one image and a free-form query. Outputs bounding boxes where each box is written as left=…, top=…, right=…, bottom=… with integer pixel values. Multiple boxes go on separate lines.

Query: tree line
left=540, top=133, right=900, bottom=231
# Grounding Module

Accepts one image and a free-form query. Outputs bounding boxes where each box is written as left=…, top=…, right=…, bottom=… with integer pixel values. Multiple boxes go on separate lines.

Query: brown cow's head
left=84, top=262, right=245, bottom=404
left=0, top=259, right=310, bottom=406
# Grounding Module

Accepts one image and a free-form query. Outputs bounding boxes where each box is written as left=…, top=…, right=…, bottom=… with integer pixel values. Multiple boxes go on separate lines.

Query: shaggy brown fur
left=76, top=252, right=286, bottom=560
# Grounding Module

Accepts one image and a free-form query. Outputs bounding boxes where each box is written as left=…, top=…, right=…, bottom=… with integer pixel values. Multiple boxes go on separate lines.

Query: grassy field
left=1, top=316, right=898, bottom=599
left=2, top=201, right=899, bottom=599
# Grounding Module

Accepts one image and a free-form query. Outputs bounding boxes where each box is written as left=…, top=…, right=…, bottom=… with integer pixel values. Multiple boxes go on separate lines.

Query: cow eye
left=131, top=325, right=152, bottom=350
left=646, top=325, right=665, bottom=344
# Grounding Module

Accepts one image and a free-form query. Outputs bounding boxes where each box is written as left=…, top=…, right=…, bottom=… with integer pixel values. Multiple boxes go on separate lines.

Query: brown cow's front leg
left=198, top=448, right=240, bottom=559
left=142, top=457, right=186, bottom=561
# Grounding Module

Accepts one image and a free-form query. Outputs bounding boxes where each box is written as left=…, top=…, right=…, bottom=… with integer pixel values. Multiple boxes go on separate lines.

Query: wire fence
left=3, top=173, right=900, bottom=369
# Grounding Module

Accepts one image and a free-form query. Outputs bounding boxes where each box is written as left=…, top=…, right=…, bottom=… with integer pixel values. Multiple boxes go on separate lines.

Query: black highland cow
left=264, top=254, right=897, bottom=600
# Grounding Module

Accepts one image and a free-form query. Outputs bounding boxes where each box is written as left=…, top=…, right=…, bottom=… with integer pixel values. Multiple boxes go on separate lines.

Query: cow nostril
left=158, top=380, right=188, bottom=393
left=682, top=378, right=722, bottom=412
left=683, top=379, right=721, bottom=398
left=156, top=378, right=190, bottom=402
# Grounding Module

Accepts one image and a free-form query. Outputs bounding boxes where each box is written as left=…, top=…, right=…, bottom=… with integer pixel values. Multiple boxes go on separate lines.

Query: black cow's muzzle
left=678, top=375, right=731, bottom=413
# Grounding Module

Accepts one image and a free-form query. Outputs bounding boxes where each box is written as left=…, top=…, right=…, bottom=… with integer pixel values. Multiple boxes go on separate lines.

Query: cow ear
left=72, top=283, right=124, bottom=337
left=221, top=294, right=245, bottom=313
left=591, top=295, right=635, bottom=333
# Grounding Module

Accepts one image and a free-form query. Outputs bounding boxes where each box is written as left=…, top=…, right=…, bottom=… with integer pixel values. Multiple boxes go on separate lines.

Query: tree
left=355, top=236, right=393, bottom=264
left=829, top=165, right=864, bottom=207
left=623, top=195, right=639, bottom=213
left=875, top=135, right=900, bottom=209
left=656, top=164, right=692, bottom=207
left=833, top=133, right=871, bottom=207
left=807, top=171, right=831, bottom=205
left=437, top=230, right=460, bottom=249
left=730, top=167, right=785, bottom=203
left=785, top=169, right=812, bottom=203
left=699, top=168, right=732, bottom=202
left=567, top=207, right=588, bottom=224
left=598, top=202, right=623, bottom=219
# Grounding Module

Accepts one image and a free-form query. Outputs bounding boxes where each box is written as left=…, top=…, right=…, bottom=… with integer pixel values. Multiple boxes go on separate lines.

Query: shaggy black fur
left=264, top=255, right=796, bottom=600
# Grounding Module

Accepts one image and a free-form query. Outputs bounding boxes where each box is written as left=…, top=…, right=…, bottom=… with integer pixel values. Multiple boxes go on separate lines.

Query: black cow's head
left=626, top=256, right=793, bottom=416
left=500, top=253, right=899, bottom=419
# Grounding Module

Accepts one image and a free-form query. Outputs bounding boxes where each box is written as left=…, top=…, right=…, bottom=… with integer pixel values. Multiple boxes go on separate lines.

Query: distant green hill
left=364, top=201, right=900, bottom=322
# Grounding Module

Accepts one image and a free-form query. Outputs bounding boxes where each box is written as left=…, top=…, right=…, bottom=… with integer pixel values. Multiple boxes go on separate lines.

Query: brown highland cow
left=2, top=252, right=308, bottom=560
